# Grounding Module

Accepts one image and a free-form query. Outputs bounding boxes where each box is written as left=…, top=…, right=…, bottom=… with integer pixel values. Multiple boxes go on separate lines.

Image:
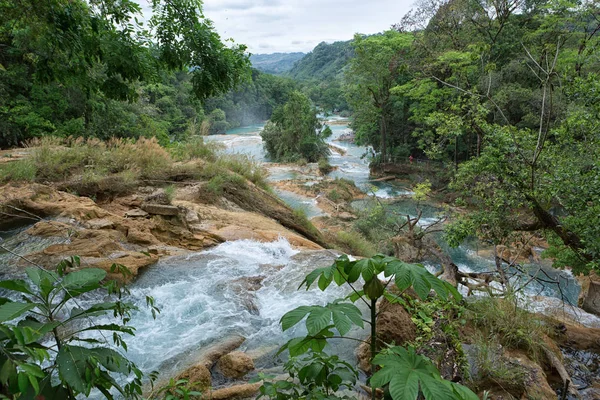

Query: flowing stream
left=2, top=118, right=599, bottom=397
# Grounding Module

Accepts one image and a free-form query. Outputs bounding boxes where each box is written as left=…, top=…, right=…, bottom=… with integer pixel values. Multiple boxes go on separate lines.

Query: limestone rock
left=201, top=382, right=262, bottom=400
left=176, top=364, right=211, bottom=392
left=141, top=203, right=179, bottom=216
left=356, top=298, right=417, bottom=372
left=84, top=218, right=114, bottom=230
left=337, top=212, right=357, bottom=221
left=25, top=221, right=74, bottom=237
left=125, top=208, right=149, bottom=218
left=216, top=351, right=255, bottom=379
left=145, top=190, right=171, bottom=205
left=582, top=272, right=600, bottom=317
left=127, top=227, right=159, bottom=245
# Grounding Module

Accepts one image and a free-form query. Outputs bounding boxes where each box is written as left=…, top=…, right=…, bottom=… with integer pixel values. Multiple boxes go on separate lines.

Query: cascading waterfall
left=75, top=238, right=355, bottom=380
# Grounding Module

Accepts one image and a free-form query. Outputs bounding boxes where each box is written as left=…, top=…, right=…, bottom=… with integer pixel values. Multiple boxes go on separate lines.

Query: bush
left=0, top=160, right=37, bottom=182
left=466, top=296, right=550, bottom=361
left=317, top=158, right=333, bottom=175
left=328, top=230, right=377, bottom=257
left=0, top=259, right=156, bottom=398
left=170, top=136, right=222, bottom=162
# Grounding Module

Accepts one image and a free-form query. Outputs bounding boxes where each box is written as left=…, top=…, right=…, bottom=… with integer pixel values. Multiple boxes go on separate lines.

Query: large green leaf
left=26, top=268, right=58, bottom=297
left=61, top=269, right=107, bottom=289
left=371, top=346, right=473, bottom=400
left=306, top=307, right=331, bottom=335
left=0, top=280, right=33, bottom=295
left=56, top=346, right=89, bottom=394
left=0, top=302, right=35, bottom=323
left=331, top=310, right=352, bottom=336
left=388, top=369, right=419, bottom=400
left=281, top=306, right=313, bottom=331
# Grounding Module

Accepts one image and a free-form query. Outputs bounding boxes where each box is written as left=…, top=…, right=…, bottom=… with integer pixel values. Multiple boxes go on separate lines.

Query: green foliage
left=203, top=69, right=298, bottom=129
left=0, top=259, right=152, bottom=398
left=258, top=352, right=358, bottom=400
left=287, top=41, right=354, bottom=82
left=208, top=109, right=229, bottom=135
left=328, top=231, right=377, bottom=258
left=318, top=158, right=333, bottom=175
left=468, top=335, right=527, bottom=395
left=261, top=91, right=330, bottom=162
left=0, top=0, right=249, bottom=147
left=371, top=346, right=478, bottom=400
left=0, top=160, right=37, bottom=182
left=345, top=31, right=414, bottom=162
left=467, top=297, right=550, bottom=362
left=251, top=53, right=306, bottom=75
left=148, top=378, right=203, bottom=400
left=271, top=254, right=473, bottom=399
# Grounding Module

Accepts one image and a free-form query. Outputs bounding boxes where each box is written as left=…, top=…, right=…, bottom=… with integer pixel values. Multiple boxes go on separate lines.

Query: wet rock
left=581, top=387, right=600, bottom=400
left=194, top=335, right=246, bottom=370
left=225, top=276, right=266, bottom=315
left=141, top=203, right=179, bottom=216
left=356, top=298, right=417, bottom=372
left=230, top=276, right=266, bottom=292
left=125, top=208, right=149, bottom=218
left=216, top=351, right=255, bottom=379
left=176, top=364, right=211, bottom=391
left=201, top=382, right=262, bottom=400
left=582, top=272, right=600, bottom=317
left=84, top=218, right=114, bottom=230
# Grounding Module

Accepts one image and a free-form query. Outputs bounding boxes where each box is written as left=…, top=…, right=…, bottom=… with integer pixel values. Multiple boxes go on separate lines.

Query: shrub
left=466, top=296, right=550, bottom=361
left=170, top=136, right=222, bottom=162
left=318, top=158, right=333, bottom=175
left=0, top=160, right=37, bottom=182
left=0, top=259, right=158, bottom=398
left=330, top=230, right=377, bottom=257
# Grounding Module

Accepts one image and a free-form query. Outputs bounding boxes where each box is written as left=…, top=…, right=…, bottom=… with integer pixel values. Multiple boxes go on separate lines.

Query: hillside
left=250, top=52, right=306, bottom=75
left=286, top=40, right=354, bottom=81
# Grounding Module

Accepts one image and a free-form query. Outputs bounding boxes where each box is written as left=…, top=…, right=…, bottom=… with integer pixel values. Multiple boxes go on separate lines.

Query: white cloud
left=139, top=0, right=414, bottom=54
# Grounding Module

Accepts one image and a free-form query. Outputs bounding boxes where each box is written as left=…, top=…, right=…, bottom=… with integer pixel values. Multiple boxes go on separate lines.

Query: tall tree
left=345, top=31, right=413, bottom=163
left=0, top=0, right=250, bottom=147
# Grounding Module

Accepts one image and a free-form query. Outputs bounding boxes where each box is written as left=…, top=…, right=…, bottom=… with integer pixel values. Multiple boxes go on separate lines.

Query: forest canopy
left=0, top=0, right=250, bottom=147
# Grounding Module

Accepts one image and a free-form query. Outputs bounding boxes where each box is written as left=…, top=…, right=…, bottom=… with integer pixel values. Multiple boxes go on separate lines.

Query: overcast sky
left=141, top=0, right=415, bottom=54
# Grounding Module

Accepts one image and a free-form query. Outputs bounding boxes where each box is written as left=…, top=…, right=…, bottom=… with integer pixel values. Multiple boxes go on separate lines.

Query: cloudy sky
left=141, top=0, right=415, bottom=54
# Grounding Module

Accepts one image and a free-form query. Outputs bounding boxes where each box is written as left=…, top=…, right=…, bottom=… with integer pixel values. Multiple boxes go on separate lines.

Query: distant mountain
left=250, top=53, right=306, bottom=75
left=286, top=40, right=354, bottom=81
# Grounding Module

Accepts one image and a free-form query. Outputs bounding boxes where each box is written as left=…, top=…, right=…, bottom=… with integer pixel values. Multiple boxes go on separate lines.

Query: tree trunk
left=380, top=114, right=387, bottom=164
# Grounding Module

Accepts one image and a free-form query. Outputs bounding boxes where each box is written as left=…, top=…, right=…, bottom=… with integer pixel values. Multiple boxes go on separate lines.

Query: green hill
left=250, top=53, right=306, bottom=75
left=286, top=40, right=354, bottom=81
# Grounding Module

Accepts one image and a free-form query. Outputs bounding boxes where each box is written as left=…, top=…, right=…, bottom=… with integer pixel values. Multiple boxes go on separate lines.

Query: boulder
left=356, top=298, right=417, bottom=372
left=84, top=218, right=114, bottom=230
left=176, top=364, right=211, bottom=392
left=25, top=221, right=74, bottom=237
left=125, top=208, right=149, bottom=218
left=337, top=212, right=357, bottom=221
left=141, top=203, right=179, bottom=216
left=582, top=272, right=600, bottom=317
left=145, top=190, right=171, bottom=205
left=201, top=382, right=262, bottom=400
left=216, top=351, right=255, bottom=379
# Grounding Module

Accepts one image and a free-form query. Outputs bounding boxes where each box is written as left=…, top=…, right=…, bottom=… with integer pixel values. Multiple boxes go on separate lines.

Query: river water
left=2, top=119, right=599, bottom=397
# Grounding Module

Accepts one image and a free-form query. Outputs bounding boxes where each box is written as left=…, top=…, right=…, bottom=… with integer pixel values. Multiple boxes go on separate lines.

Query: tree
left=345, top=31, right=413, bottom=163
left=0, top=0, right=250, bottom=147
left=261, top=91, right=330, bottom=162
